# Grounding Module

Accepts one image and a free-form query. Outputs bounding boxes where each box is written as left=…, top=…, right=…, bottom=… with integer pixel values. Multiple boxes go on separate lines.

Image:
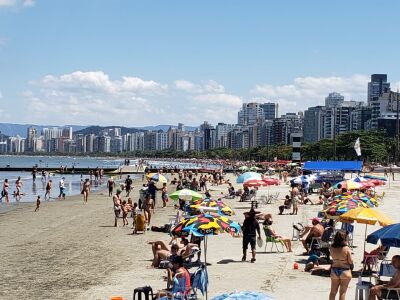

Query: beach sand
left=1, top=173, right=399, bottom=300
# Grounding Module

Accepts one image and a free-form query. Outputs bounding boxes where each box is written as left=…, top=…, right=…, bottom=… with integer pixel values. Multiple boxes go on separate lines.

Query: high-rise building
left=368, top=74, right=390, bottom=106
left=26, top=126, right=37, bottom=152
left=303, top=106, right=326, bottom=143
left=215, top=123, right=234, bottom=148
left=238, top=103, right=264, bottom=126
left=260, top=103, right=278, bottom=120
left=325, top=92, right=344, bottom=108
left=271, top=113, right=303, bottom=145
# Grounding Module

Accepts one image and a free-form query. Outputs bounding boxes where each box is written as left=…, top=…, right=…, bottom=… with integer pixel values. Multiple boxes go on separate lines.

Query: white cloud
left=22, top=0, right=34, bottom=7
left=41, top=71, right=167, bottom=95
left=0, top=0, right=16, bottom=6
left=174, top=79, right=225, bottom=94
left=251, top=74, right=369, bottom=114
left=0, top=0, right=34, bottom=8
left=22, top=73, right=242, bottom=126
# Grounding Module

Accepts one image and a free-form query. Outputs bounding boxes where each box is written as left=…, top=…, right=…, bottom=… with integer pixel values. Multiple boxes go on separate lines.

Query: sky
left=1, top=0, right=400, bottom=127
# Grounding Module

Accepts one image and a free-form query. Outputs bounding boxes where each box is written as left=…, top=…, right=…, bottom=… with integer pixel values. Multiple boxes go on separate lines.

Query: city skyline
left=1, top=1, right=400, bottom=126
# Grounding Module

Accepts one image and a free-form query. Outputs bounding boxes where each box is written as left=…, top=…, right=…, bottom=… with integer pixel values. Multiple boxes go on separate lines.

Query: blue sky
left=0, top=0, right=399, bottom=126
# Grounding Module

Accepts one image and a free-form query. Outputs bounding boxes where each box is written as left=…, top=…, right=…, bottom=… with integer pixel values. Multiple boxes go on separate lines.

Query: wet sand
left=0, top=173, right=399, bottom=300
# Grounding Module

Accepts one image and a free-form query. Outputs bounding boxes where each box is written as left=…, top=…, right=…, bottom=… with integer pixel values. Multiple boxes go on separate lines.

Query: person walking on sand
left=142, top=193, right=154, bottom=230
left=0, top=178, right=9, bottom=203
left=82, top=178, right=91, bottom=204
left=161, top=182, right=168, bottom=208
left=44, top=179, right=52, bottom=200
left=125, top=175, right=133, bottom=197
left=34, top=196, right=41, bottom=212
left=113, top=189, right=122, bottom=227
left=15, top=176, right=23, bottom=201
left=241, top=208, right=262, bottom=263
left=58, top=177, right=66, bottom=200
left=107, top=177, right=115, bottom=197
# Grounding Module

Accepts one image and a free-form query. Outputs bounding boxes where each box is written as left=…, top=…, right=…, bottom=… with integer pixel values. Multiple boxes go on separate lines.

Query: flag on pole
left=354, top=138, right=361, bottom=156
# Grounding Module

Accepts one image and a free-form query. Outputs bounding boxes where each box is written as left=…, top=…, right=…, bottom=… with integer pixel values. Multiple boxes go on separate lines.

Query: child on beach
left=131, top=202, right=139, bottom=234
left=121, top=200, right=129, bottom=226
left=34, top=196, right=41, bottom=212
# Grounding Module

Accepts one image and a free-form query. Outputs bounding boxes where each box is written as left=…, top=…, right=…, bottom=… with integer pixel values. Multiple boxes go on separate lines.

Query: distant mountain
left=73, top=126, right=143, bottom=136
left=0, top=123, right=199, bottom=138
left=0, top=123, right=88, bottom=138
left=74, top=125, right=199, bottom=136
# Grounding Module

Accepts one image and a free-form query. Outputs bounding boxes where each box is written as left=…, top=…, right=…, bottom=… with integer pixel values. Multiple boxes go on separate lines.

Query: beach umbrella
left=243, top=179, right=269, bottom=188
left=334, top=180, right=363, bottom=190
left=339, top=208, right=394, bottom=252
left=322, top=199, right=369, bottom=218
left=367, top=223, right=400, bottom=247
left=212, top=291, right=275, bottom=300
left=290, top=175, right=313, bottom=185
left=364, top=175, right=387, bottom=181
left=190, top=199, right=234, bottom=216
left=249, top=166, right=260, bottom=171
left=170, top=213, right=241, bottom=300
left=262, top=178, right=280, bottom=186
left=146, top=173, right=168, bottom=183
left=239, top=166, right=249, bottom=171
left=168, top=189, right=203, bottom=201
left=368, top=179, right=386, bottom=187
left=237, top=172, right=261, bottom=183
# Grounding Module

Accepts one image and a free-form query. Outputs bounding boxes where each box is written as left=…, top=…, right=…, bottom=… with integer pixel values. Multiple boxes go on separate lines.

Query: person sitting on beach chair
left=157, top=256, right=192, bottom=299
left=369, top=255, right=400, bottom=300
left=301, top=218, right=324, bottom=254
left=263, top=218, right=292, bottom=252
left=278, top=195, right=291, bottom=215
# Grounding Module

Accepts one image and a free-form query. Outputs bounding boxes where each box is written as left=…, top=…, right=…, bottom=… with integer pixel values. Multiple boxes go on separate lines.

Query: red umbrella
left=262, top=178, right=280, bottom=186
left=243, top=179, right=269, bottom=187
left=367, top=179, right=386, bottom=186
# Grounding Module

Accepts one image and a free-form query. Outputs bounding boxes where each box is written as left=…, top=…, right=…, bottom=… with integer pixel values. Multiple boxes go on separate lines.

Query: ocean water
left=0, top=155, right=126, bottom=169
left=0, top=171, right=109, bottom=204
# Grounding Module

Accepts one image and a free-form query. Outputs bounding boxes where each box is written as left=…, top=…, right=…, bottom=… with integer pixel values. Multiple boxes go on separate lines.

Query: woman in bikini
left=0, top=179, right=9, bottom=203
left=82, top=178, right=91, bottom=204
left=329, top=230, right=353, bottom=300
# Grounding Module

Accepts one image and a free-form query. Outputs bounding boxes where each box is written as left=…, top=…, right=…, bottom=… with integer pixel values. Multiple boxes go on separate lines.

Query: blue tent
left=303, top=161, right=362, bottom=171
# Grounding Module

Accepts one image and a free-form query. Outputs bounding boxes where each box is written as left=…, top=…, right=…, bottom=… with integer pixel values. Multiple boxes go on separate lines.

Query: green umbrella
left=239, top=166, right=249, bottom=171
left=168, top=188, right=203, bottom=201
left=249, top=166, right=260, bottom=171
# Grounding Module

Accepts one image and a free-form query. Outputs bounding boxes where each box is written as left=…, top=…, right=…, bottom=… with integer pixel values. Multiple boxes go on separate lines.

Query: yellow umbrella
left=339, top=208, right=394, bottom=252
left=339, top=208, right=394, bottom=226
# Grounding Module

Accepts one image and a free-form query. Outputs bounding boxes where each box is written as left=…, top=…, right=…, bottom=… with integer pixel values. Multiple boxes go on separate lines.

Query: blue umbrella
left=212, top=291, right=274, bottom=300
left=367, top=223, right=400, bottom=247
left=236, top=172, right=261, bottom=183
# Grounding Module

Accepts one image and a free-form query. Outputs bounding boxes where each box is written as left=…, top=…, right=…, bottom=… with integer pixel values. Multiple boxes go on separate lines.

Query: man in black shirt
left=242, top=208, right=261, bottom=263
left=125, top=175, right=133, bottom=197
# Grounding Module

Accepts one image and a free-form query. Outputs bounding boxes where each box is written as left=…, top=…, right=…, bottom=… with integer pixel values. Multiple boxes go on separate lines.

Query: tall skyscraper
left=238, top=103, right=264, bottom=126
left=26, top=126, right=37, bottom=152
left=260, top=102, right=278, bottom=120
left=368, top=74, right=390, bottom=106
left=303, top=106, right=326, bottom=143
left=325, top=92, right=344, bottom=107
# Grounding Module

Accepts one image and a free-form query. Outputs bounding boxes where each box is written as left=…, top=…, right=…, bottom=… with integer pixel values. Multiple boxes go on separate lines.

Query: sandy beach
left=1, top=173, right=399, bottom=300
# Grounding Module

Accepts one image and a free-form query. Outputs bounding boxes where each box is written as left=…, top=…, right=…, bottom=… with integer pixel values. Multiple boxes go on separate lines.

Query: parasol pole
left=204, top=235, right=208, bottom=300
left=363, top=223, right=367, bottom=254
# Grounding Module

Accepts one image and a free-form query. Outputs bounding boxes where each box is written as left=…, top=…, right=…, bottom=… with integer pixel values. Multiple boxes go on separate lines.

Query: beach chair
left=341, top=223, right=354, bottom=248
left=263, top=227, right=285, bottom=253
left=375, top=260, right=397, bottom=285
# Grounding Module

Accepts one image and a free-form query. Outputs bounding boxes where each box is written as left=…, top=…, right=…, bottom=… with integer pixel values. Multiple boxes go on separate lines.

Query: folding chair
left=263, top=226, right=285, bottom=253
left=375, top=260, right=397, bottom=284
